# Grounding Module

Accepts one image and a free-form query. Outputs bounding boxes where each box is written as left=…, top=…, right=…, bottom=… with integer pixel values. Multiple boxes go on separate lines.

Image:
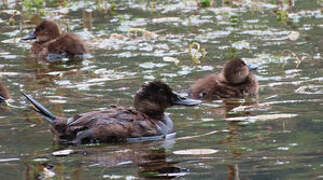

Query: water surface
left=0, top=0, right=323, bottom=179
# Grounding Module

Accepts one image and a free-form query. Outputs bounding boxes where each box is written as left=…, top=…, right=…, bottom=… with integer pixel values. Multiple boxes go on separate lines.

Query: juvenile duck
left=21, top=20, right=89, bottom=62
left=23, top=81, right=201, bottom=145
left=0, top=81, right=9, bottom=104
left=189, top=58, right=258, bottom=100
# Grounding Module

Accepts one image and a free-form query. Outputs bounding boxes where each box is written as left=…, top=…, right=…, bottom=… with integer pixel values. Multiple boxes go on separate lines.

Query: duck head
left=134, top=81, right=201, bottom=118
left=21, top=20, right=61, bottom=42
left=223, top=58, right=257, bottom=84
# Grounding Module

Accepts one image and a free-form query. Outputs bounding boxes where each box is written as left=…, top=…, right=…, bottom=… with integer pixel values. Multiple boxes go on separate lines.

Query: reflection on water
left=0, top=0, right=323, bottom=179
left=24, top=139, right=186, bottom=179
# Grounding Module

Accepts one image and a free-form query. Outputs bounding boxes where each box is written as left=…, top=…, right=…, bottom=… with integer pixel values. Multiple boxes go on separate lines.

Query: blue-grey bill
left=21, top=32, right=36, bottom=41
left=0, top=95, right=6, bottom=101
left=247, top=64, right=258, bottom=71
left=172, top=92, right=202, bottom=106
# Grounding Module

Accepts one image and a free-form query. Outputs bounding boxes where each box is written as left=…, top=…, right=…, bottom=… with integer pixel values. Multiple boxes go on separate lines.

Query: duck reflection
left=24, top=139, right=185, bottom=179
left=227, top=164, right=240, bottom=180
left=206, top=97, right=258, bottom=119
left=219, top=99, right=258, bottom=180
left=85, top=140, right=186, bottom=179
left=205, top=98, right=258, bottom=180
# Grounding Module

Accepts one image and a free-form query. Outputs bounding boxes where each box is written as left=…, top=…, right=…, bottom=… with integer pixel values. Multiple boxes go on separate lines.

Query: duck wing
left=63, top=107, right=160, bottom=143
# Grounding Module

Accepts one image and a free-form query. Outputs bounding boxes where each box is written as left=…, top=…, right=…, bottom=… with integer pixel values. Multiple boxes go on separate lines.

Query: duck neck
left=224, top=74, right=252, bottom=86
left=142, top=110, right=165, bottom=120
left=147, top=112, right=174, bottom=135
left=37, top=38, right=56, bottom=44
left=162, top=114, right=174, bottom=133
left=134, top=95, right=167, bottom=120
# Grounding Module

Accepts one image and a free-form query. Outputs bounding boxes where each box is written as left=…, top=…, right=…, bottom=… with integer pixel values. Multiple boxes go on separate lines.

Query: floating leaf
left=163, top=57, right=180, bottom=65
left=32, top=158, right=49, bottom=162
left=173, top=149, right=218, bottom=155
left=226, top=113, right=297, bottom=122
left=139, top=62, right=168, bottom=69
left=52, top=149, right=74, bottom=156
left=152, top=17, right=180, bottom=23
left=0, top=158, right=20, bottom=162
left=42, top=167, right=55, bottom=178
left=127, top=28, right=157, bottom=40
left=110, top=33, right=125, bottom=40
left=288, top=31, right=300, bottom=41
left=232, top=41, right=250, bottom=50
left=0, top=10, right=21, bottom=15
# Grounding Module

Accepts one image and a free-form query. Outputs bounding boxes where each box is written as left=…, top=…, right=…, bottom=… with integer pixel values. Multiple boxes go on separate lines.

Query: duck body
left=23, top=81, right=200, bottom=144
left=22, top=20, right=89, bottom=62
left=51, top=107, right=169, bottom=144
left=189, top=58, right=258, bottom=100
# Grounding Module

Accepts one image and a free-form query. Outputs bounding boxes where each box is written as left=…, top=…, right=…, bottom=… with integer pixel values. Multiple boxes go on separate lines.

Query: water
left=0, top=0, right=323, bottom=179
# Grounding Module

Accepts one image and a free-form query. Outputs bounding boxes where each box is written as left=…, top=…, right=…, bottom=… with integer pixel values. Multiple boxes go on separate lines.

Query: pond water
left=0, top=0, right=323, bottom=179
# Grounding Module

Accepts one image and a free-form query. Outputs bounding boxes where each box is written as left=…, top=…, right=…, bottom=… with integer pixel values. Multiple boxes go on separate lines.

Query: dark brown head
left=223, top=58, right=257, bottom=84
left=21, top=20, right=61, bottom=42
left=134, top=81, right=201, bottom=118
left=0, top=81, right=9, bottom=103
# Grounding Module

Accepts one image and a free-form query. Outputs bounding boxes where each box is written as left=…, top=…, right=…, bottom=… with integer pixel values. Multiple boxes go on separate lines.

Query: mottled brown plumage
left=22, top=20, right=88, bottom=61
left=189, top=58, right=258, bottom=100
left=23, top=81, right=201, bottom=144
left=0, top=81, right=9, bottom=103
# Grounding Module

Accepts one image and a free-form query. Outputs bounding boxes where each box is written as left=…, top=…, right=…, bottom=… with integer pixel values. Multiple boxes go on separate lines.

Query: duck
left=0, top=81, right=9, bottom=105
left=21, top=20, right=89, bottom=62
left=22, top=81, right=201, bottom=145
left=189, top=58, right=258, bottom=100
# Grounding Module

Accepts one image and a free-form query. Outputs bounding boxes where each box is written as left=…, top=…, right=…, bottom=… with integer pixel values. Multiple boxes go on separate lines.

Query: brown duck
left=189, top=58, right=258, bottom=100
left=21, top=20, right=89, bottom=62
left=23, top=81, right=201, bottom=145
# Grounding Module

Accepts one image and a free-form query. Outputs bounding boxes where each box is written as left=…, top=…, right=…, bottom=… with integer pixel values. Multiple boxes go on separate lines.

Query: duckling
left=21, top=20, right=89, bottom=62
left=189, top=58, right=258, bottom=100
left=23, top=81, right=201, bottom=145
left=0, top=81, right=9, bottom=104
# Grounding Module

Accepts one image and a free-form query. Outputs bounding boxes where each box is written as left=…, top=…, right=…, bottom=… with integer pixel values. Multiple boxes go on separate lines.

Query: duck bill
left=172, top=92, right=201, bottom=106
left=0, top=95, right=8, bottom=107
left=247, top=64, right=258, bottom=71
left=21, top=32, right=36, bottom=41
left=0, top=95, right=6, bottom=102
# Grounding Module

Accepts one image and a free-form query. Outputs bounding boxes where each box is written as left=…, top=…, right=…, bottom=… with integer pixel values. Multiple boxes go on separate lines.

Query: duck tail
left=22, top=92, right=56, bottom=124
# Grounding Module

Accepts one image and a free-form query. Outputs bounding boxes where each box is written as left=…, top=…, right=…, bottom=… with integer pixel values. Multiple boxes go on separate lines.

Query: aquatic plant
left=189, top=42, right=207, bottom=64
left=199, top=0, right=212, bottom=8
left=276, top=10, right=289, bottom=23
left=23, top=0, right=45, bottom=10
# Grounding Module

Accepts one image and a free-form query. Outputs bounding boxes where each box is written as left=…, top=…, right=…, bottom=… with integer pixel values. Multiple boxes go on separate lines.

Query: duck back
left=47, top=33, right=88, bottom=56
left=189, top=73, right=258, bottom=100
